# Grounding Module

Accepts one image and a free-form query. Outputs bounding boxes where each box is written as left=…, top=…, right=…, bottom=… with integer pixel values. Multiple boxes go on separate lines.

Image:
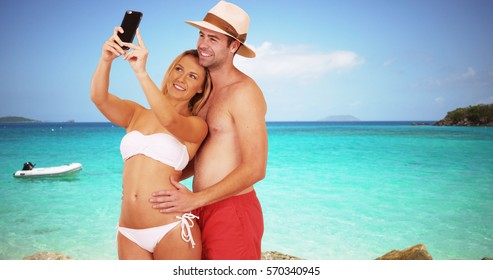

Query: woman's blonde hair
left=160, top=50, right=212, bottom=116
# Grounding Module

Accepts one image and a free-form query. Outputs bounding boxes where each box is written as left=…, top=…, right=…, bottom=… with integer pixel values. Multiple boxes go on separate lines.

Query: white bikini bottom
left=117, top=213, right=199, bottom=253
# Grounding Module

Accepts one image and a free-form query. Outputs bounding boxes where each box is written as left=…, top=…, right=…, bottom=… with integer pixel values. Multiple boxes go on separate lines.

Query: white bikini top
left=120, top=131, right=189, bottom=171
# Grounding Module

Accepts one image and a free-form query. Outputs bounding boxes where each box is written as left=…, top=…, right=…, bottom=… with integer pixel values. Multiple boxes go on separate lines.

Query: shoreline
left=21, top=244, right=492, bottom=260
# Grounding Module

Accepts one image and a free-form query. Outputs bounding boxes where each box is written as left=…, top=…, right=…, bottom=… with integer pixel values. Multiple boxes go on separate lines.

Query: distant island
left=0, top=116, right=40, bottom=123
left=434, top=103, right=493, bottom=126
left=319, top=115, right=360, bottom=122
left=0, top=116, right=78, bottom=123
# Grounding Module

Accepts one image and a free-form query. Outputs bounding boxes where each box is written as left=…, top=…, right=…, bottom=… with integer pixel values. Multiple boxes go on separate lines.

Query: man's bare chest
left=200, top=96, right=234, bottom=135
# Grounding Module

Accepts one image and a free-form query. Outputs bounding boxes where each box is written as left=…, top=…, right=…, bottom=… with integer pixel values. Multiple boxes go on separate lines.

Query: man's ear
left=230, top=40, right=241, bottom=54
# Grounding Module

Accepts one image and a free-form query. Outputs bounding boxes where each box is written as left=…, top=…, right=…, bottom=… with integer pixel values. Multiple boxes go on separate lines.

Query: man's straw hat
left=185, top=0, right=255, bottom=58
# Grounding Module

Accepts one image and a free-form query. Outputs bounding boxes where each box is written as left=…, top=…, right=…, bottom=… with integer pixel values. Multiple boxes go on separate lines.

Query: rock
left=262, top=251, right=302, bottom=260
left=23, top=251, right=72, bottom=260
left=375, top=244, right=432, bottom=260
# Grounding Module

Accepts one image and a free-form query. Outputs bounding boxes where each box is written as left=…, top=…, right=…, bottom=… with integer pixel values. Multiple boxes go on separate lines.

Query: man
left=149, top=1, right=268, bottom=260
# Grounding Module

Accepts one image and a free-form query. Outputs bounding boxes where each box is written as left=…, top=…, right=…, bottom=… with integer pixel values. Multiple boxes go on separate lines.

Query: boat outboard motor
left=22, top=162, right=35, bottom=171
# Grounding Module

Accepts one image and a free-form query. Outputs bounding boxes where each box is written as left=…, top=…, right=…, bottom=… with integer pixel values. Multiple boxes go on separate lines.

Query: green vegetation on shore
left=0, top=116, right=39, bottom=123
left=435, top=103, right=493, bottom=126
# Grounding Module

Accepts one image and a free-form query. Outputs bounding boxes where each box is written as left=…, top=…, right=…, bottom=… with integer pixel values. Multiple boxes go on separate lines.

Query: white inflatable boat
left=13, top=162, right=83, bottom=178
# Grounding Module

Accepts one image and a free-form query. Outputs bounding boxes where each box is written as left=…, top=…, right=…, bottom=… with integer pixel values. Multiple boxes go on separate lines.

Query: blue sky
left=1, top=0, right=492, bottom=122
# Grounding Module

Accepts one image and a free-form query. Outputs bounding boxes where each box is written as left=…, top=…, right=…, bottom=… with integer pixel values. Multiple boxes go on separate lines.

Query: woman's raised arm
left=90, top=27, right=139, bottom=128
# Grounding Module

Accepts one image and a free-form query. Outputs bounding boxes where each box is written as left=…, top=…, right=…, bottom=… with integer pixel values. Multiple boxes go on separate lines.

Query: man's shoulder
left=228, top=73, right=262, bottom=96
left=226, top=74, right=266, bottom=114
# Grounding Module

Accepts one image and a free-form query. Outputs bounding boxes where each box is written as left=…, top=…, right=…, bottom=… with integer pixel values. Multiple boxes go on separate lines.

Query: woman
left=90, top=27, right=211, bottom=259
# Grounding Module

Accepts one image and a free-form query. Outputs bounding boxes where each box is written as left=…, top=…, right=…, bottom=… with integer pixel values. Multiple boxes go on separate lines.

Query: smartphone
left=117, top=10, right=143, bottom=50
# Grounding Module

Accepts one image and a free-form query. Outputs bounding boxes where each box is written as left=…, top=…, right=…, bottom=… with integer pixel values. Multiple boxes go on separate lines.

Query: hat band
left=203, top=13, right=247, bottom=43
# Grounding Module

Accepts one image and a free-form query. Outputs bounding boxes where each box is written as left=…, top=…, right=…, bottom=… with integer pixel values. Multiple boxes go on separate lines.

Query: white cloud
left=423, top=67, right=478, bottom=88
left=349, top=100, right=362, bottom=108
left=383, top=59, right=394, bottom=67
left=435, top=96, right=445, bottom=105
left=461, top=67, right=476, bottom=79
left=443, top=67, right=477, bottom=83
left=236, top=42, right=364, bottom=80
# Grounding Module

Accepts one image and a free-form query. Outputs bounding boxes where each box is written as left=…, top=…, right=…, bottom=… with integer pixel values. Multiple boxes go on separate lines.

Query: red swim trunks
left=193, top=190, right=264, bottom=260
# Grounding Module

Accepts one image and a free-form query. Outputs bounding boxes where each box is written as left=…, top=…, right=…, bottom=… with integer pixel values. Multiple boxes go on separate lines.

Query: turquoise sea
left=1, top=122, right=492, bottom=260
